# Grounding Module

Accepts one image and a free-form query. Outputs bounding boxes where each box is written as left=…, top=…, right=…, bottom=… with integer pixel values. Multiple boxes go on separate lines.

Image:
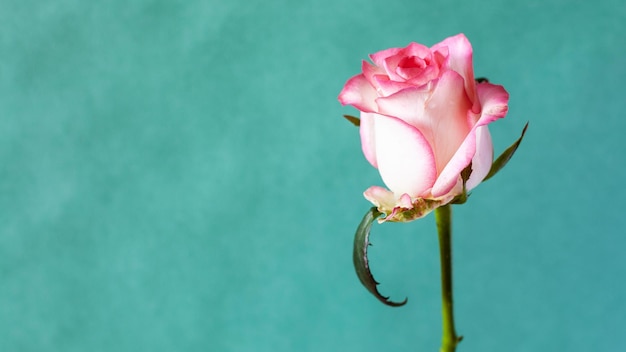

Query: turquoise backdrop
left=1, top=0, right=625, bottom=351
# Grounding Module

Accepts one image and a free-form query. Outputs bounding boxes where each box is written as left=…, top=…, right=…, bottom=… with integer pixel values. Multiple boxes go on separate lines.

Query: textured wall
left=1, top=0, right=625, bottom=351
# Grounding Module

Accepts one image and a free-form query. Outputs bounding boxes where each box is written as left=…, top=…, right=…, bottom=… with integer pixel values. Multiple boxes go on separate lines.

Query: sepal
left=364, top=186, right=448, bottom=223
left=483, top=122, right=528, bottom=181
left=353, top=207, right=407, bottom=307
left=343, top=114, right=360, bottom=126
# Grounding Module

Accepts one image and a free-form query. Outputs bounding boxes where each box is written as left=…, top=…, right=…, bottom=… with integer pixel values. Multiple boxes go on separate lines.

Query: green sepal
left=343, top=114, right=360, bottom=127
left=484, top=122, right=529, bottom=182
left=353, top=207, right=408, bottom=307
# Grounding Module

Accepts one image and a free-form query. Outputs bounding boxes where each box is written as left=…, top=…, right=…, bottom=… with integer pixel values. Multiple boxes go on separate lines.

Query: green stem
left=435, top=204, right=460, bottom=352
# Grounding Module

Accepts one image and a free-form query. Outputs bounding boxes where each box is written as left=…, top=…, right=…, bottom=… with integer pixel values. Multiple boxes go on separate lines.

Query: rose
left=338, top=34, right=509, bottom=222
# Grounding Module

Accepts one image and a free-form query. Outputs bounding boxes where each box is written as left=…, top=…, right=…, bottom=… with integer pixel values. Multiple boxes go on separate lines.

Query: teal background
left=1, top=0, right=625, bottom=351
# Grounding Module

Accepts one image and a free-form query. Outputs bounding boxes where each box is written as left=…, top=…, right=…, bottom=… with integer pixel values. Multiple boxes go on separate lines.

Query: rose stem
left=435, top=204, right=460, bottom=352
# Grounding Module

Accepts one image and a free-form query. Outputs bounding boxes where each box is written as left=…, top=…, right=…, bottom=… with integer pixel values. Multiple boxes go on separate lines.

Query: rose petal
left=373, top=75, right=414, bottom=96
left=376, top=71, right=472, bottom=175
left=363, top=186, right=397, bottom=210
left=431, top=82, right=509, bottom=197
left=465, top=125, right=493, bottom=190
left=381, top=53, right=407, bottom=82
left=431, top=34, right=477, bottom=107
left=475, top=82, right=509, bottom=122
left=398, top=193, right=413, bottom=208
left=370, top=47, right=402, bottom=68
left=375, top=85, right=432, bottom=141
left=378, top=43, right=429, bottom=82
left=424, top=71, right=473, bottom=173
left=338, top=74, right=378, bottom=112
left=372, top=114, right=437, bottom=197
left=362, top=60, right=385, bottom=87
left=405, top=64, right=439, bottom=87
left=359, top=112, right=378, bottom=168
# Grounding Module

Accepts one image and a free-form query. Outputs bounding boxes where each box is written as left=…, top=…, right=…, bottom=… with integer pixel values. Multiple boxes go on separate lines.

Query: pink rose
left=339, top=34, right=509, bottom=222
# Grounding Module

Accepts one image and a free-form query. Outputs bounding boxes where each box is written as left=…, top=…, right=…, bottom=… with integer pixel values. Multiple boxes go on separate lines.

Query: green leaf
left=483, top=122, right=529, bottom=182
left=343, top=114, right=360, bottom=127
left=353, top=207, right=407, bottom=307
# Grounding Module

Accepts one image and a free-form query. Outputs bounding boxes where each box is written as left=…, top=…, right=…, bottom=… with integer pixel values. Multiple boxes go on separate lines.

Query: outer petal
left=359, top=112, right=378, bottom=168
left=430, top=135, right=474, bottom=198
left=371, top=114, right=437, bottom=197
left=363, top=186, right=398, bottom=210
left=338, top=74, right=378, bottom=112
left=465, top=125, right=493, bottom=190
left=431, top=34, right=477, bottom=107
left=423, top=71, right=473, bottom=173
left=431, top=82, right=509, bottom=197
left=475, top=82, right=509, bottom=122
left=376, top=71, right=472, bottom=175
left=375, top=85, right=431, bottom=141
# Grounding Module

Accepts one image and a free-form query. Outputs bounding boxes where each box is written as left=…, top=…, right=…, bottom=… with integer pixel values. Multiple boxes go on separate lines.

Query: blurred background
left=1, top=0, right=625, bottom=351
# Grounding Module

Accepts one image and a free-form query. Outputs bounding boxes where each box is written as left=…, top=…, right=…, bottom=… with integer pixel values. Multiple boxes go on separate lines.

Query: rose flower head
left=339, top=34, right=509, bottom=222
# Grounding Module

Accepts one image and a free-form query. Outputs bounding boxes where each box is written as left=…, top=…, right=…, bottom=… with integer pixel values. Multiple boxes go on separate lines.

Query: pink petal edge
left=431, top=34, right=477, bottom=108
left=422, top=71, right=473, bottom=174
left=430, top=82, right=509, bottom=197
left=363, top=186, right=397, bottom=209
left=338, top=74, right=378, bottom=112
left=375, top=86, right=430, bottom=136
left=370, top=47, right=402, bottom=68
